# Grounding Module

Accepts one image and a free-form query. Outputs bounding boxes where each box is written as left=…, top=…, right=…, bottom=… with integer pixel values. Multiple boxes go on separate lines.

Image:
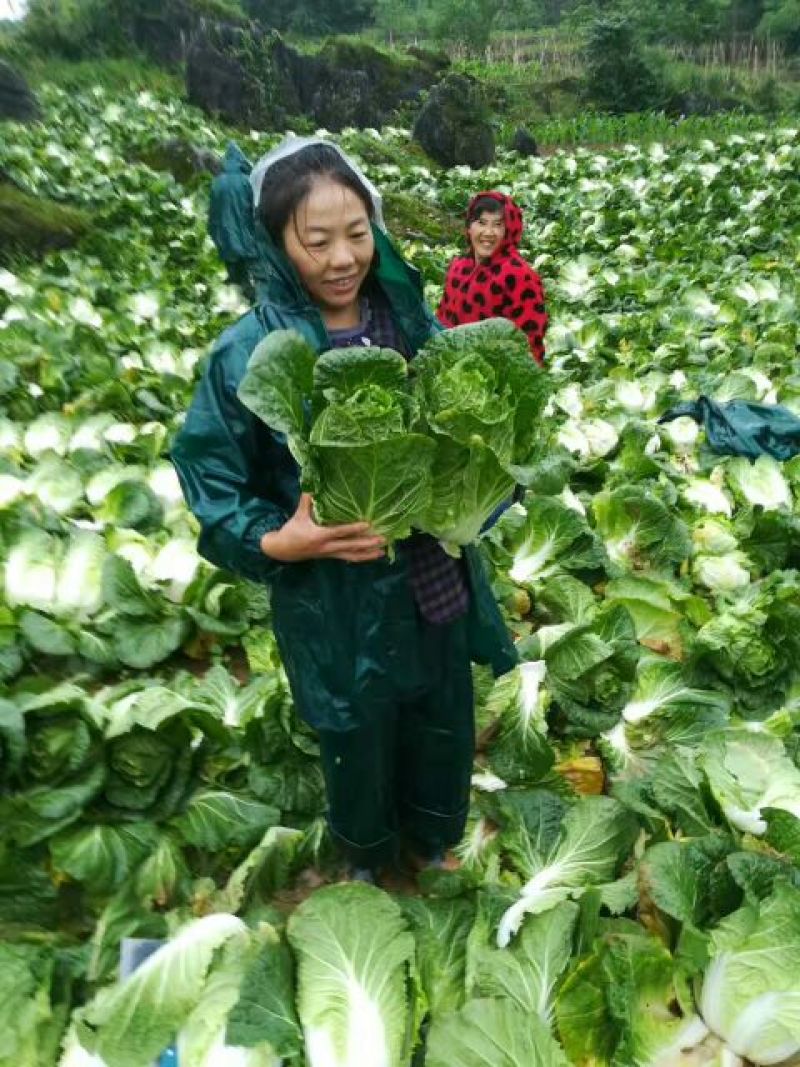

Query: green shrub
left=20, top=0, right=246, bottom=61
left=430, top=0, right=504, bottom=56
left=584, top=15, right=664, bottom=114
left=382, top=188, right=461, bottom=244
left=751, top=74, right=785, bottom=114
left=657, top=60, right=789, bottom=117
left=23, top=56, right=183, bottom=93
left=242, top=0, right=373, bottom=36
left=21, top=0, right=125, bottom=59
left=757, top=0, right=800, bottom=56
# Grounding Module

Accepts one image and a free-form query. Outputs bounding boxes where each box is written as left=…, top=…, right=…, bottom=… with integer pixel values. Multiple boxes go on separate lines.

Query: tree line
left=248, top=0, right=799, bottom=54
left=13, top=0, right=800, bottom=62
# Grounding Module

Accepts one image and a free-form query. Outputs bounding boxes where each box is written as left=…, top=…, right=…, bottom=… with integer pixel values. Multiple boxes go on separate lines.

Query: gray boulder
left=412, top=74, right=495, bottom=169
left=0, top=62, right=39, bottom=123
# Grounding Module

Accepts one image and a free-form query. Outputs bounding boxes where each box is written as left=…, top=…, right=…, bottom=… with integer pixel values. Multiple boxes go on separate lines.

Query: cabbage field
left=1, top=85, right=800, bottom=1066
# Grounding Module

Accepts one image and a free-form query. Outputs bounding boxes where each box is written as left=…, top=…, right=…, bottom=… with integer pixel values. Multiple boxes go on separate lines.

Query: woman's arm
left=503, top=262, right=550, bottom=367
left=171, top=336, right=385, bottom=577
left=171, top=342, right=291, bottom=582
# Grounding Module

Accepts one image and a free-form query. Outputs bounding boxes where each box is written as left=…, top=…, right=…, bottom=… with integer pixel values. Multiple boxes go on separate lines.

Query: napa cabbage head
left=238, top=333, right=434, bottom=545
left=411, top=319, right=551, bottom=547
left=4, top=685, right=106, bottom=847
left=308, top=348, right=435, bottom=541
left=592, top=486, right=691, bottom=574
left=600, top=657, right=730, bottom=780
left=700, top=885, right=800, bottom=1065
left=420, top=349, right=513, bottom=461
left=4, top=528, right=107, bottom=622
left=413, top=318, right=549, bottom=470
left=622, top=657, right=730, bottom=729
left=726, top=456, right=792, bottom=511
left=692, top=578, right=791, bottom=698
left=692, top=518, right=739, bottom=556
left=663, top=415, right=700, bottom=454
left=24, top=412, right=72, bottom=456
left=684, top=477, right=734, bottom=517
left=557, top=417, right=619, bottom=459
left=699, top=730, right=800, bottom=836
left=556, top=931, right=712, bottom=1067
left=487, top=496, right=603, bottom=585
left=693, top=552, right=752, bottom=593
left=484, top=660, right=553, bottom=785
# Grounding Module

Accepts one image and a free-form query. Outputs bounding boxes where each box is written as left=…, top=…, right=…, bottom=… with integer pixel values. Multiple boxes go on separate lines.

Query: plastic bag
left=658, top=396, right=800, bottom=461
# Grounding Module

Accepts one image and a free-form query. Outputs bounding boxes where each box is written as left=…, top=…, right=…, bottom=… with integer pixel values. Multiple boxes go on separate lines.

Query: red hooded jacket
left=437, top=191, right=548, bottom=364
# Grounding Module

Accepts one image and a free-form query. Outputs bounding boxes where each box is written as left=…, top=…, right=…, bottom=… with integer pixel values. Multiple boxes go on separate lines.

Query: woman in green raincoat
left=172, top=137, right=516, bottom=880
left=208, top=142, right=259, bottom=301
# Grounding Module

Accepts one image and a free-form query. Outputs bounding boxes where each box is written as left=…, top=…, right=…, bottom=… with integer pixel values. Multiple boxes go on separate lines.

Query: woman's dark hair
left=258, top=144, right=375, bottom=244
left=467, top=195, right=504, bottom=224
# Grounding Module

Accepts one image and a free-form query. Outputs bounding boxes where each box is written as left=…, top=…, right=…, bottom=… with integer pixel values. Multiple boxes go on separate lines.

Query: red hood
left=465, top=190, right=523, bottom=257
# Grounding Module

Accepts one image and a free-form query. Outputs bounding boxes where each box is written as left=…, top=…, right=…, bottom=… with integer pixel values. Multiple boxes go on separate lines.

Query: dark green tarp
left=659, top=396, right=800, bottom=461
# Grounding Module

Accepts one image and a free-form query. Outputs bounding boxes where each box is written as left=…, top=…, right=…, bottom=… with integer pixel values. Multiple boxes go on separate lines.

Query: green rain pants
left=316, top=614, right=474, bottom=870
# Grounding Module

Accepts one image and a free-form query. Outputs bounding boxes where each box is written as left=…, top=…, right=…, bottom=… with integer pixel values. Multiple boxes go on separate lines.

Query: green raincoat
left=174, top=154, right=516, bottom=866
left=208, top=142, right=258, bottom=295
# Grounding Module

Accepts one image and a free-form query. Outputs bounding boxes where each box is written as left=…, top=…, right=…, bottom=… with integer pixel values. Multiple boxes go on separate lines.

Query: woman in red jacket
left=437, top=191, right=548, bottom=364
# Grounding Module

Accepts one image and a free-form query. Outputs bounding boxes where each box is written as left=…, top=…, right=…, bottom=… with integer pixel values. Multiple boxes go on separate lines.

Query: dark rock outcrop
left=122, top=0, right=247, bottom=68
left=310, top=69, right=379, bottom=130
left=128, top=9, right=189, bottom=66
left=186, top=27, right=442, bottom=131
left=0, top=62, right=39, bottom=124
left=186, top=24, right=298, bottom=128
left=412, top=74, right=495, bottom=169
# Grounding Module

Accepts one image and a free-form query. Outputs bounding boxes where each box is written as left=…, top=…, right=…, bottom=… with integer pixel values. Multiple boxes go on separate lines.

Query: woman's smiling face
left=468, top=209, right=506, bottom=262
left=282, top=176, right=375, bottom=324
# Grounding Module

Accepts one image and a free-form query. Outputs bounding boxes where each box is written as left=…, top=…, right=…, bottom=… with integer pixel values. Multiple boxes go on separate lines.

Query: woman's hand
left=260, top=493, right=386, bottom=564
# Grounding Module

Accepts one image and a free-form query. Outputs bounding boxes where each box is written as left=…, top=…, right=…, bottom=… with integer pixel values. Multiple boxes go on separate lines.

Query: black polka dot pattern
left=435, top=192, right=548, bottom=364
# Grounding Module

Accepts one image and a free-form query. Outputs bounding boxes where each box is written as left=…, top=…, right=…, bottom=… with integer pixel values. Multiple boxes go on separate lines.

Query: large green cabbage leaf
left=556, top=931, right=712, bottom=1067
left=496, top=795, right=639, bottom=947
left=400, top=896, right=474, bottom=1019
left=466, top=893, right=579, bottom=1023
left=0, top=942, right=72, bottom=1067
left=699, top=729, right=800, bottom=836
left=287, top=883, right=416, bottom=1067
left=74, top=913, right=249, bottom=1067
left=426, top=997, right=569, bottom=1067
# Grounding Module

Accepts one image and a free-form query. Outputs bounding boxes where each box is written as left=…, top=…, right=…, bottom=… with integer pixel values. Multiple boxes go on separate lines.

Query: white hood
left=249, top=135, right=386, bottom=232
